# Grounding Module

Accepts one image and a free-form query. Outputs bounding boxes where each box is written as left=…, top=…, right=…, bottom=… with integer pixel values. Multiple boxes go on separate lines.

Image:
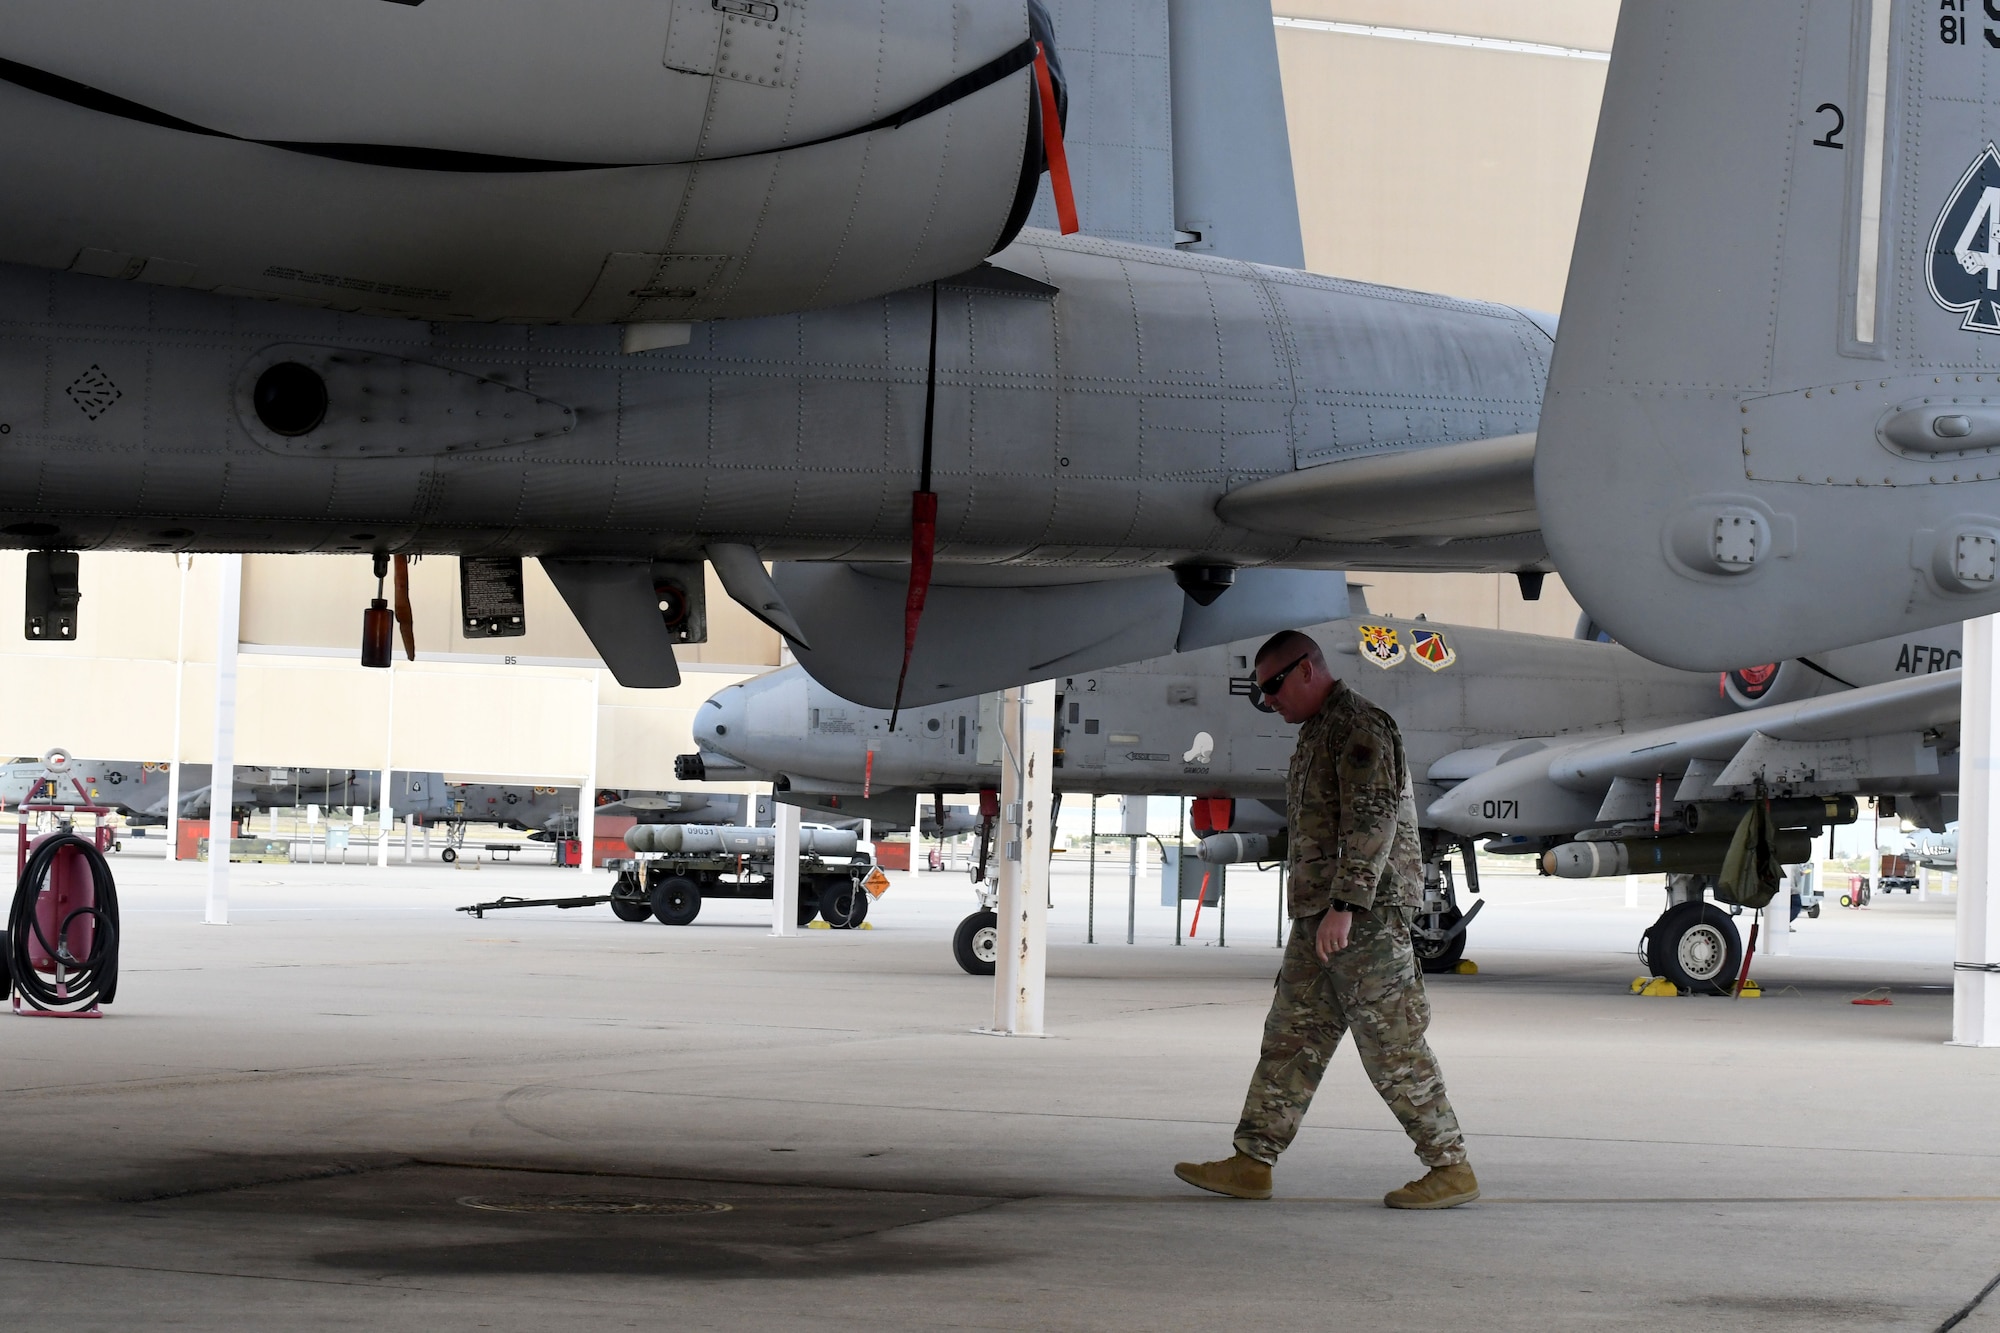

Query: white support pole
left=377, top=664, right=395, bottom=868
left=1623, top=873, right=1639, bottom=910
left=581, top=671, right=601, bottom=874
left=205, top=554, right=241, bottom=925
left=1956, top=614, right=2000, bottom=1046
left=771, top=799, right=800, bottom=936
left=1761, top=871, right=1792, bottom=956
left=165, top=554, right=189, bottom=860
left=989, top=680, right=1056, bottom=1036
left=1867, top=800, right=1883, bottom=900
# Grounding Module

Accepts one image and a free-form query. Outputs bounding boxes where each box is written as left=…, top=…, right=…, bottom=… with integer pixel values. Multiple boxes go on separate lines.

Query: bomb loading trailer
left=457, top=823, right=876, bottom=928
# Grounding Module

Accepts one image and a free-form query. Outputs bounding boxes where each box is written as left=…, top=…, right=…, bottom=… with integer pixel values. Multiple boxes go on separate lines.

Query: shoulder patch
left=1345, top=739, right=1378, bottom=768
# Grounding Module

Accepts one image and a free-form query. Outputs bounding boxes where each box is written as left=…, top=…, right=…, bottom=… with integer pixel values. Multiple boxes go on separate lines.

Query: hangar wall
left=1279, top=0, right=1617, bottom=636
left=0, top=549, right=773, bottom=794
left=0, top=2, right=1620, bottom=780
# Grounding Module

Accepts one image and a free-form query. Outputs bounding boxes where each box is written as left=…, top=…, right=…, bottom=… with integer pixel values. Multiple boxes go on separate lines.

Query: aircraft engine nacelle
left=0, top=1, right=1057, bottom=323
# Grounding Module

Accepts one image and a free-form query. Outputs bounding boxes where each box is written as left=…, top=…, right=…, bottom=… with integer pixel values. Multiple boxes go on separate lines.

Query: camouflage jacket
left=1285, top=681, right=1425, bottom=917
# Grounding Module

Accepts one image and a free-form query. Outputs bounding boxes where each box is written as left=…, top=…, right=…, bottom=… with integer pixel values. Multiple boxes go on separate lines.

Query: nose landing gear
left=1414, top=837, right=1483, bottom=974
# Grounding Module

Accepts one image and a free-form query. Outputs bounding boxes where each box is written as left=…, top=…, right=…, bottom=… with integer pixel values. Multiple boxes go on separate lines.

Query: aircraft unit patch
left=1357, top=624, right=1404, bottom=668
left=1928, top=143, right=2000, bottom=334
left=1410, top=629, right=1456, bottom=671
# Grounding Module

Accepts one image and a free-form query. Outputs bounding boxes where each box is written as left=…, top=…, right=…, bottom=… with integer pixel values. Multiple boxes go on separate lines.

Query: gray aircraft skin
left=0, top=1, right=1554, bottom=701
left=692, top=608, right=1967, bottom=832
left=0, top=228, right=1548, bottom=572
left=0, top=1, right=1055, bottom=325
left=1535, top=1, right=2000, bottom=666
left=687, top=602, right=1967, bottom=982
left=685, top=598, right=1729, bottom=817
left=0, top=757, right=173, bottom=822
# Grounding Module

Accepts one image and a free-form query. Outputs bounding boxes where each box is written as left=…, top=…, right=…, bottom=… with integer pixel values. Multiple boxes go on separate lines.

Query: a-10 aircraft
left=683, top=595, right=1966, bottom=990
left=1, top=756, right=769, bottom=854
left=0, top=1, right=1559, bottom=703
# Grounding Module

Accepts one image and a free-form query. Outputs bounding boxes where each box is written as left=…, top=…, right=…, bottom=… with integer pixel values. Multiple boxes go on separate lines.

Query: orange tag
left=864, top=867, right=891, bottom=898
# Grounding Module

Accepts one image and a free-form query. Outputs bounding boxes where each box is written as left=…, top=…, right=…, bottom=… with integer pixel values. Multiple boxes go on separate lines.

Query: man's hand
left=1314, top=908, right=1353, bottom=962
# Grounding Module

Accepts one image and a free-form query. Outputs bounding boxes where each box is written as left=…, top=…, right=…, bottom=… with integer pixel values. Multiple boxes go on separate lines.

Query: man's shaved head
left=1254, top=629, right=1324, bottom=670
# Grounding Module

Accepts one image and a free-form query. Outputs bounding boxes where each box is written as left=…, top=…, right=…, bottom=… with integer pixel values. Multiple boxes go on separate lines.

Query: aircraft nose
left=696, top=688, right=746, bottom=756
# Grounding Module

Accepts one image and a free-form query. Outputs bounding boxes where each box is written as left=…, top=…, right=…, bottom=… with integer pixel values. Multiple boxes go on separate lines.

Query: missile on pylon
left=1541, top=831, right=1812, bottom=879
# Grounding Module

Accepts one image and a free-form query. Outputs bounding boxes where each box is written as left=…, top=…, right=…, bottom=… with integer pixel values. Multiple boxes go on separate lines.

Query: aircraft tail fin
left=1540, top=0, right=2000, bottom=668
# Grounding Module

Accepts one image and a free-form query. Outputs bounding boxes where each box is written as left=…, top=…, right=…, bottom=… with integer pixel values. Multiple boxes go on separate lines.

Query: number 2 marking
left=1813, top=102, right=1845, bottom=150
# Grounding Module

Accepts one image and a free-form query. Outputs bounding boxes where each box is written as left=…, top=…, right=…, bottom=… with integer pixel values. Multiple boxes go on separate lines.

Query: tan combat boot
left=1173, top=1152, right=1273, bottom=1200
left=1383, top=1162, right=1479, bottom=1209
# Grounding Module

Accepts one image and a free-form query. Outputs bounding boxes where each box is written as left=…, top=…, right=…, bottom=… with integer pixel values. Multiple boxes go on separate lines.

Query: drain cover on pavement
left=458, top=1194, right=731, bottom=1215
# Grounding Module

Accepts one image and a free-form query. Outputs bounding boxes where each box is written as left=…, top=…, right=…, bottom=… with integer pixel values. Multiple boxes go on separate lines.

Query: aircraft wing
left=1546, top=670, right=1961, bottom=791
left=1216, top=433, right=1540, bottom=552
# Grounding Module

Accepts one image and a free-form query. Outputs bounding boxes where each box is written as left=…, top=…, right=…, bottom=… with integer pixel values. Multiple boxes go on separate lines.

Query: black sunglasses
left=1255, top=652, right=1310, bottom=698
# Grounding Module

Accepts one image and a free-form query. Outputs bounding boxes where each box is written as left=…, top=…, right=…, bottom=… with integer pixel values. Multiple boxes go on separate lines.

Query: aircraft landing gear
left=951, top=791, right=1002, bottom=975
left=1642, top=894, right=1742, bottom=995
left=438, top=817, right=468, bottom=864
left=1414, top=838, right=1483, bottom=974
left=954, top=909, right=999, bottom=975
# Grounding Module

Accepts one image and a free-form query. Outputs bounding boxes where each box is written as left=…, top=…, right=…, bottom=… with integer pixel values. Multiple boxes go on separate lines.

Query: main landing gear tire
left=953, top=910, right=999, bottom=975
left=440, top=847, right=457, bottom=863
left=610, top=897, right=653, bottom=923
left=1414, top=907, right=1467, bottom=974
left=1645, top=902, right=1742, bottom=995
left=651, top=875, right=703, bottom=926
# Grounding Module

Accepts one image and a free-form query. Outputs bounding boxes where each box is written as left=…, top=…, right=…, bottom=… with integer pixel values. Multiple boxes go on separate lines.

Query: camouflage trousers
left=1232, top=907, right=1467, bottom=1168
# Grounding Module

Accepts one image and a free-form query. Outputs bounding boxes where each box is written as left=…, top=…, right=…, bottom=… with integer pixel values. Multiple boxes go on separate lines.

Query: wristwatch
left=1331, top=899, right=1362, bottom=914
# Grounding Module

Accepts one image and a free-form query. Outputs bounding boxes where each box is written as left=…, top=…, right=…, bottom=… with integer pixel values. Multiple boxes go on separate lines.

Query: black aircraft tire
left=651, top=875, right=702, bottom=926
left=1651, top=902, right=1742, bottom=996
left=1414, top=907, right=1467, bottom=974
left=610, top=897, right=653, bottom=923
left=441, top=847, right=457, bottom=863
left=953, top=910, right=999, bottom=975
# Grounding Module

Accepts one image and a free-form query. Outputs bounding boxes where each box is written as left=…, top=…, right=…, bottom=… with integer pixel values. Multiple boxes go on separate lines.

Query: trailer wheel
left=441, top=847, right=457, bottom=863
left=953, top=910, right=999, bottom=975
left=652, top=875, right=702, bottom=926
left=610, top=897, right=652, bottom=923
left=820, top=878, right=861, bottom=928
left=797, top=886, right=821, bottom=927
left=845, top=887, right=869, bottom=928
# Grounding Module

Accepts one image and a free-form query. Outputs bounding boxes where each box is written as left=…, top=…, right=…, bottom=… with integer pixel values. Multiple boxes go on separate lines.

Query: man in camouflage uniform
left=1175, top=629, right=1477, bottom=1208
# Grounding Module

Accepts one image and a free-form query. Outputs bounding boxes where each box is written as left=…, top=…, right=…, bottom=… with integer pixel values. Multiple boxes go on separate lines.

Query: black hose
left=8, top=831, right=119, bottom=1012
